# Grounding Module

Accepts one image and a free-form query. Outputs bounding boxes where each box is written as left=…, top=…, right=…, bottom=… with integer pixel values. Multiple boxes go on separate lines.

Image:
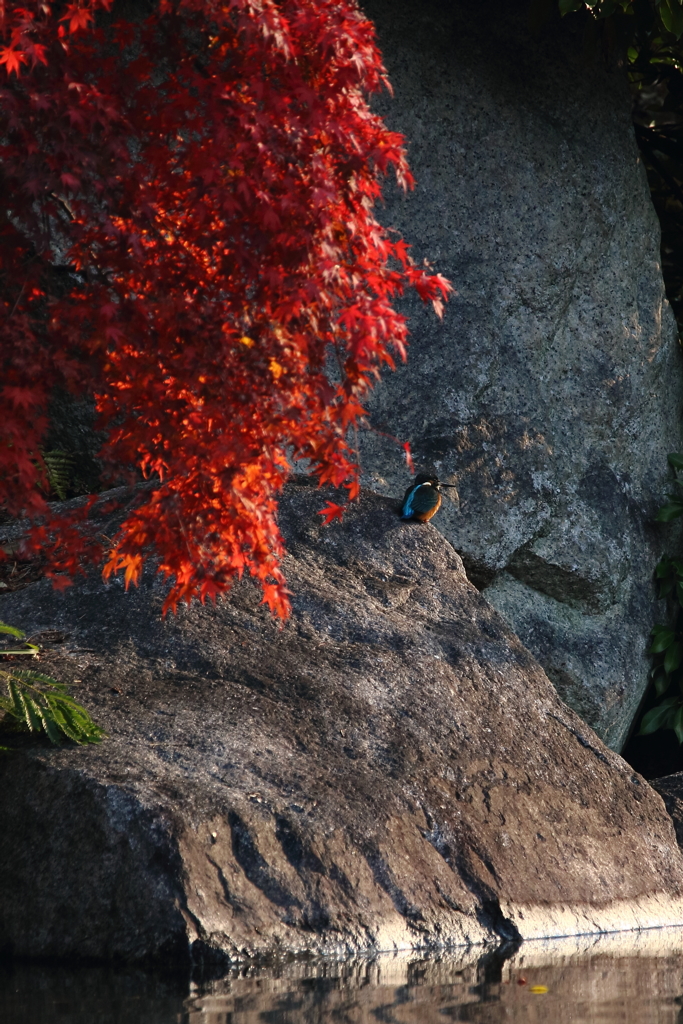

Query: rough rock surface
left=651, top=774, right=683, bottom=848
left=357, top=0, right=683, bottom=749
left=1, top=482, right=683, bottom=967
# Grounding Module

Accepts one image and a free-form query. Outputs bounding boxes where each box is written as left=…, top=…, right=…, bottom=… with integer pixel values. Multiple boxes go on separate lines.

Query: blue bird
left=399, top=472, right=458, bottom=522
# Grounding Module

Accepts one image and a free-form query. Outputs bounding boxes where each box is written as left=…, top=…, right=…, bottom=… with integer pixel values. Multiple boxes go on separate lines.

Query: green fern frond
left=41, top=449, right=76, bottom=500
left=0, top=668, right=106, bottom=746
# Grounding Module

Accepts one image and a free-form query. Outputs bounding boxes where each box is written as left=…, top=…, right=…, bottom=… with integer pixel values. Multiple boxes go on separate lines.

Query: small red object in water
left=517, top=978, right=527, bottom=986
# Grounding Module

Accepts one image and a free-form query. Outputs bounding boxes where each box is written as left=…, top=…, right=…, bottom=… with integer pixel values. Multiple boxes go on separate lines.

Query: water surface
left=5, top=929, right=683, bottom=1024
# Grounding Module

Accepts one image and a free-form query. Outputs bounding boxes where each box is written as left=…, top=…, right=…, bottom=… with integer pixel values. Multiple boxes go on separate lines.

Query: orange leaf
left=260, top=580, right=292, bottom=618
left=0, top=47, right=27, bottom=76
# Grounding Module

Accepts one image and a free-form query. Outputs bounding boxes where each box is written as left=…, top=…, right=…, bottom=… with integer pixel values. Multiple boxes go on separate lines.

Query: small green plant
left=0, top=669, right=106, bottom=746
left=0, top=621, right=39, bottom=656
left=639, top=454, right=683, bottom=741
left=40, top=447, right=97, bottom=502
left=0, top=621, right=105, bottom=747
left=42, top=449, right=77, bottom=501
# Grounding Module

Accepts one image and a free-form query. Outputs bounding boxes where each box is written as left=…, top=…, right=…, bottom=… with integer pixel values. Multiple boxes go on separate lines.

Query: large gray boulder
left=1, top=483, right=682, bottom=966
left=358, top=0, right=683, bottom=749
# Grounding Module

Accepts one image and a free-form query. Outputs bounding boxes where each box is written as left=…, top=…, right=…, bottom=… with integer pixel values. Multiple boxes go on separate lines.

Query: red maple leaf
left=317, top=502, right=347, bottom=526
left=402, top=441, right=415, bottom=475
left=61, top=5, right=94, bottom=33
left=0, top=46, right=26, bottom=76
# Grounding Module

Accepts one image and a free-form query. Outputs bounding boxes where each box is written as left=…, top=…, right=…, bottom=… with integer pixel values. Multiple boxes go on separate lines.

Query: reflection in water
left=4, top=930, right=683, bottom=1024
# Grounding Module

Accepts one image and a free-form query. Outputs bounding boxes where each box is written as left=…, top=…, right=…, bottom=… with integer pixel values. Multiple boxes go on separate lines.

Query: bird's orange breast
left=413, top=493, right=442, bottom=521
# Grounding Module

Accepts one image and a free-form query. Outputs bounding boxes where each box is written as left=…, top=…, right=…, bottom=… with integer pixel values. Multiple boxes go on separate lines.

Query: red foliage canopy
left=0, top=0, right=450, bottom=615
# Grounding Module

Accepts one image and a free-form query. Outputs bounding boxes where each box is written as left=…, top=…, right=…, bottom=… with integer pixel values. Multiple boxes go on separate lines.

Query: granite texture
left=358, top=0, right=683, bottom=749
left=651, top=773, right=683, bottom=848
left=0, top=483, right=682, bottom=967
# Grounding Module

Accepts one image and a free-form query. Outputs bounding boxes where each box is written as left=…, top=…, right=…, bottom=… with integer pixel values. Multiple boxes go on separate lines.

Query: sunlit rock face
left=1, top=485, right=683, bottom=965
left=359, top=0, right=683, bottom=750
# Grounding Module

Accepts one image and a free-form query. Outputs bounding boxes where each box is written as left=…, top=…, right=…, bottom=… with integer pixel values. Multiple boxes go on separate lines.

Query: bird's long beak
left=440, top=483, right=458, bottom=488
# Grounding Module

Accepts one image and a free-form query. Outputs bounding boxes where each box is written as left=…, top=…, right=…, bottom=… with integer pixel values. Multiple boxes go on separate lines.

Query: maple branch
left=6, top=280, right=26, bottom=321
left=49, top=192, right=75, bottom=222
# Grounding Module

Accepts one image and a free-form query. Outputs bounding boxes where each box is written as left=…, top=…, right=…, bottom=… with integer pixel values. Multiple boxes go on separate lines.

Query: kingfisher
left=399, top=472, right=458, bottom=522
